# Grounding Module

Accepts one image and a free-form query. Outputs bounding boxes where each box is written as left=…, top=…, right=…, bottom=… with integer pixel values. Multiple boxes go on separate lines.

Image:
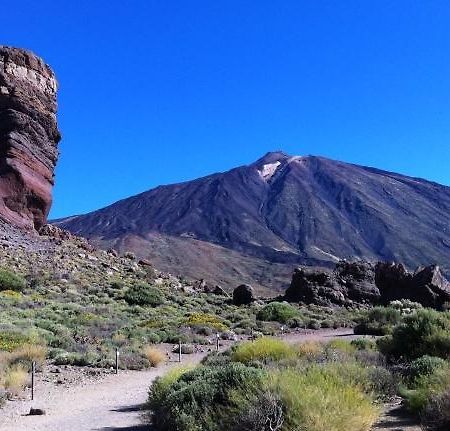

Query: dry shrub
left=10, top=344, right=47, bottom=369
left=4, top=365, right=29, bottom=396
left=297, top=341, right=323, bottom=359
left=143, top=346, right=166, bottom=367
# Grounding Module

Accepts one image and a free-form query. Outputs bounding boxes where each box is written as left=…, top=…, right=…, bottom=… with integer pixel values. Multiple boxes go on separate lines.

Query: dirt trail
left=0, top=329, right=416, bottom=431
left=0, top=354, right=205, bottom=431
left=373, top=401, right=421, bottom=431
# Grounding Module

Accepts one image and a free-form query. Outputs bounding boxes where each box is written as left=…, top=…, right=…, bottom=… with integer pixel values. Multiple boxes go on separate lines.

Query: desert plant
left=10, top=344, right=47, bottom=369
left=0, top=269, right=26, bottom=292
left=143, top=346, right=165, bottom=367
left=268, top=366, right=379, bottom=431
left=354, top=307, right=402, bottom=336
left=232, top=338, right=296, bottom=364
left=4, top=365, right=29, bottom=396
left=185, top=312, right=228, bottom=331
left=409, top=355, right=447, bottom=382
left=402, top=363, right=450, bottom=414
left=124, top=284, right=164, bottom=307
left=256, top=302, right=298, bottom=324
left=378, top=309, right=450, bottom=361
left=149, top=362, right=265, bottom=431
left=0, top=331, right=31, bottom=352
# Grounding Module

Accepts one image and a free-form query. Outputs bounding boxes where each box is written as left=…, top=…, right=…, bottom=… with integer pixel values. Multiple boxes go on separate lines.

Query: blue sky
left=2, top=1, right=450, bottom=218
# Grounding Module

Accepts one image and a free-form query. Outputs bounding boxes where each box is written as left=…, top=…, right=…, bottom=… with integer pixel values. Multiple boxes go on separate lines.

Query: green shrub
left=351, top=338, right=377, bottom=351
left=378, top=309, right=450, bottom=361
left=232, top=338, right=296, bottom=364
left=0, top=269, right=26, bottom=292
left=149, top=362, right=265, bottom=431
left=256, top=302, right=298, bottom=324
left=354, top=307, right=402, bottom=336
left=402, top=363, right=450, bottom=414
left=409, top=356, right=447, bottom=381
left=185, top=312, right=228, bottom=331
left=124, top=284, right=164, bottom=307
left=0, top=331, right=30, bottom=352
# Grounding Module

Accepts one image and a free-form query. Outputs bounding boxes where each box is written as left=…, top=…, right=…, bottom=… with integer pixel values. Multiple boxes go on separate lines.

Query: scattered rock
left=232, top=284, right=254, bottom=305
left=29, top=408, right=46, bottom=416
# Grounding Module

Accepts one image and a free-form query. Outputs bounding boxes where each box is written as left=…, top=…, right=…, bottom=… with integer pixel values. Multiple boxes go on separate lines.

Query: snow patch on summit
left=258, top=161, right=281, bottom=181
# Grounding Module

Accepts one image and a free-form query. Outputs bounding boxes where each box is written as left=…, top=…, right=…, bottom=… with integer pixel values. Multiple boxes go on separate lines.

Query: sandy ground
left=0, top=329, right=419, bottom=431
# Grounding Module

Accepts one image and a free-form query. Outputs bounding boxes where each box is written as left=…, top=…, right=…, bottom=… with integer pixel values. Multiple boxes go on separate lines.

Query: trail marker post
left=31, top=361, right=36, bottom=401
left=115, top=348, right=119, bottom=374
left=178, top=340, right=182, bottom=363
left=216, top=333, right=220, bottom=352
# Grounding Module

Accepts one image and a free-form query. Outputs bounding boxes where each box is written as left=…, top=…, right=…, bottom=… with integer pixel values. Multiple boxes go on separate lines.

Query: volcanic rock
left=233, top=284, right=254, bottom=305
left=285, top=261, right=379, bottom=306
left=376, top=262, right=450, bottom=309
left=0, top=46, right=60, bottom=230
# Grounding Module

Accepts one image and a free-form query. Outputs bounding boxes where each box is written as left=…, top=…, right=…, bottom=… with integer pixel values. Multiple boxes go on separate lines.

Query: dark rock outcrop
left=285, top=261, right=378, bottom=306
left=233, top=284, right=254, bottom=305
left=376, top=262, right=450, bottom=309
left=286, top=260, right=450, bottom=309
left=0, top=46, right=60, bottom=230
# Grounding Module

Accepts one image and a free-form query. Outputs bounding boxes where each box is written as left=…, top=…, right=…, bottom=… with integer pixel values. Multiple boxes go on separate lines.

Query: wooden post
left=31, top=361, right=36, bottom=401
left=115, top=348, right=119, bottom=374
left=178, top=340, right=182, bottom=363
left=216, top=333, right=220, bottom=352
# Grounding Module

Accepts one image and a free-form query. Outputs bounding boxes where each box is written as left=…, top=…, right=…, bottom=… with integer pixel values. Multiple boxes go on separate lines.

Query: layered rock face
left=285, top=260, right=450, bottom=309
left=0, top=46, right=60, bottom=230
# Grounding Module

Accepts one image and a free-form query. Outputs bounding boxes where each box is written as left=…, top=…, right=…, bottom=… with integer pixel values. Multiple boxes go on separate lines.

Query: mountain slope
left=54, top=152, right=450, bottom=292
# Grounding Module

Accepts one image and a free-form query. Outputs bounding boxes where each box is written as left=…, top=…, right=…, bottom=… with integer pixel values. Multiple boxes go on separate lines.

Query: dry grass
left=10, top=344, right=47, bottom=368
left=4, top=365, right=29, bottom=396
left=143, top=346, right=166, bottom=367
left=297, top=341, right=323, bottom=358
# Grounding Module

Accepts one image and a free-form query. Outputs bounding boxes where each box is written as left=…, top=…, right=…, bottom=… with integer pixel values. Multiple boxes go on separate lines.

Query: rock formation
left=375, top=262, right=450, bottom=309
left=285, top=261, right=378, bottom=306
left=233, top=284, right=254, bottom=305
left=285, top=260, right=450, bottom=309
left=0, top=46, right=60, bottom=230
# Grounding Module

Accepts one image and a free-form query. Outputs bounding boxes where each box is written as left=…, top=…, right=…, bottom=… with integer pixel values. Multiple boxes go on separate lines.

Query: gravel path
left=0, top=354, right=205, bottom=431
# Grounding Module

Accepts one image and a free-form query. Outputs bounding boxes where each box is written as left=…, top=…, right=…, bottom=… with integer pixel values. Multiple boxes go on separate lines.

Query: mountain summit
left=55, top=152, right=450, bottom=292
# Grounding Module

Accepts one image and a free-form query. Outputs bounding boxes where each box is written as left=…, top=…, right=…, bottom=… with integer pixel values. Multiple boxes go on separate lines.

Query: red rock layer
left=0, top=46, right=60, bottom=229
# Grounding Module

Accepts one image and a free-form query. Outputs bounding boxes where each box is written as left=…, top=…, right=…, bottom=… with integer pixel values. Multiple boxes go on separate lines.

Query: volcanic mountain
left=54, top=152, right=450, bottom=293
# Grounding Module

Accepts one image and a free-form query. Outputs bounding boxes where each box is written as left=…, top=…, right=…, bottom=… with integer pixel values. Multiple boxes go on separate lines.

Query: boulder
left=232, top=284, right=254, bottom=305
left=0, top=46, right=60, bottom=230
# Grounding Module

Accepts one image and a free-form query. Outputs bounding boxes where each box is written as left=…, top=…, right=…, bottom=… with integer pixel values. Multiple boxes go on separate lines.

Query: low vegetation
left=148, top=338, right=383, bottom=431
left=0, top=265, right=359, bottom=378
left=148, top=304, right=450, bottom=431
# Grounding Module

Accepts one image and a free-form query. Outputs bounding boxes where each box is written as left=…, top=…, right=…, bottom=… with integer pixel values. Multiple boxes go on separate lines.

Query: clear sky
left=2, top=1, right=450, bottom=218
